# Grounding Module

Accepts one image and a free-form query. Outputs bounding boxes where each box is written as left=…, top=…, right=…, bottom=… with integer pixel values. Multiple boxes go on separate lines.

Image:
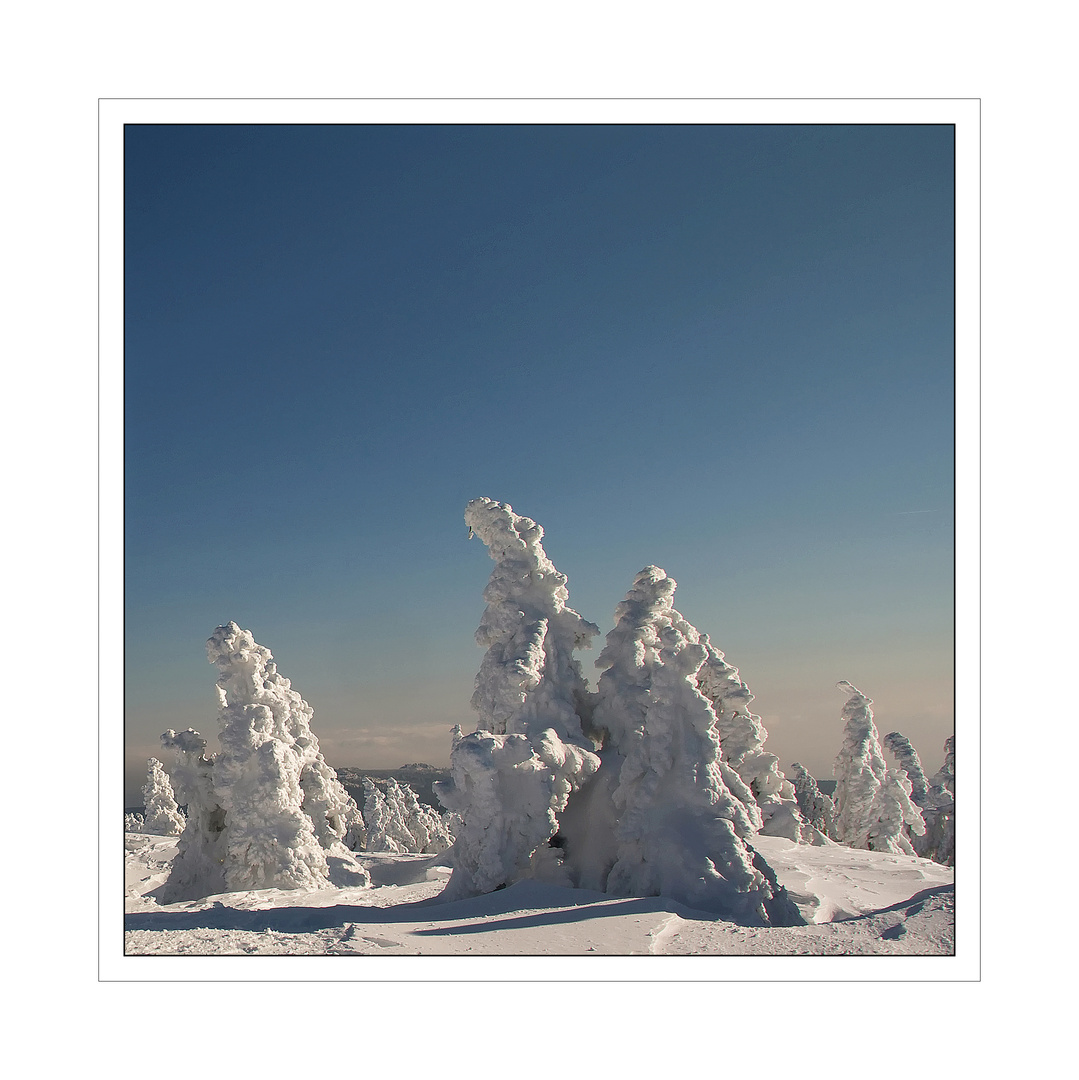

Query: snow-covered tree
left=362, top=777, right=411, bottom=853
left=141, top=757, right=185, bottom=835
left=865, top=766, right=925, bottom=855
left=394, top=778, right=454, bottom=854
left=207, top=623, right=335, bottom=892
left=435, top=499, right=602, bottom=899
left=207, top=622, right=369, bottom=891
left=831, top=682, right=927, bottom=854
left=883, top=731, right=929, bottom=807
left=604, top=623, right=800, bottom=923
left=124, top=812, right=145, bottom=833
left=159, top=727, right=227, bottom=902
left=565, top=566, right=763, bottom=891
left=917, top=735, right=955, bottom=865
left=788, top=762, right=836, bottom=838
left=364, top=777, right=454, bottom=854
left=159, top=625, right=370, bottom=901
left=831, top=681, right=888, bottom=849
left=696, top=643, right=808, bottom=840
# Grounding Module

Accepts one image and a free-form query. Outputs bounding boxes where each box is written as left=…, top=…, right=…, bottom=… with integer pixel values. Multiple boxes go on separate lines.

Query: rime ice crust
left=158, top=623, right=370, bottom=901
left=436, top=499, right=602, bottom=899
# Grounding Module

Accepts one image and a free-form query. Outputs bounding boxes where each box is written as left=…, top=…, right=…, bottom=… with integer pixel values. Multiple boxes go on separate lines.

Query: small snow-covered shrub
left=141, top=757, right=185, bottom=835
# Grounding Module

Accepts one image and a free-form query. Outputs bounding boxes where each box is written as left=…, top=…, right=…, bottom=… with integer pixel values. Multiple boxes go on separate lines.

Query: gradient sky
left=125, top=123, right=954, bottom=804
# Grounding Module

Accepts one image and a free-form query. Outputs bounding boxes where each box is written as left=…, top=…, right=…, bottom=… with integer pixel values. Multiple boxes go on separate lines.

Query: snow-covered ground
left=124, top=830, right=953, bottom=959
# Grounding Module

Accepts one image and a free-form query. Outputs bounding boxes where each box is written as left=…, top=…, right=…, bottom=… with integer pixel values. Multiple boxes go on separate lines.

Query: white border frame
left=100, top=98, right=979, bottom=982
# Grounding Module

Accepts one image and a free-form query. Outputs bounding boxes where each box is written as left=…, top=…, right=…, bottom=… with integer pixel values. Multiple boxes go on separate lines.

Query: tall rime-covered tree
left=831, top=681, right=889, bottom=849
left=435, top=499, right=602, bottom=899
left=883, top=731, right=929, bottom=807
left=159, top=624, right=370, bottom=901
left=207, top=622, right=370, bottom=891
left=604, top=617, right=800, bottom=924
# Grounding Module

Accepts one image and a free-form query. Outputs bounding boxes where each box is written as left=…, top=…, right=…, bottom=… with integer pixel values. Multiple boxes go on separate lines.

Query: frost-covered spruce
left=831, top=682, right=889, bottom=849
left=207, top=622, right=370, bottom=891
left=789, top=762, right=836, bottom=839
left=361, top=776, right=451, bottom=854
left=917, top=736, right=955, bottom=865
left=436, top=500, right=602, bottom=898
left=395, top=778, right=454, bottom=854
left=605, top=624, right=799, bottom=924
left=362, top=778, right=409, bottom=853
left=207, top=624, right=333, bottom=891
left=141, top=757, right=185, bottom=835
left=696, top=644, right=808, bottom=840
left=159, top=728, right=227, bottom=901
left=571, top=566, right=760, bottom=891
left=593, top=567, right=760, bottom=834
left=124, top=812, right=145, bottom=833
left=883, top=731, right=929, bottom=807
left=865, top=766, right=925, bottom=855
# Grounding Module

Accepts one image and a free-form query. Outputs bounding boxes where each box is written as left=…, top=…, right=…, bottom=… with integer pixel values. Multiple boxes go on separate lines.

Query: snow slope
left=124, top=830, right=953, bottom=958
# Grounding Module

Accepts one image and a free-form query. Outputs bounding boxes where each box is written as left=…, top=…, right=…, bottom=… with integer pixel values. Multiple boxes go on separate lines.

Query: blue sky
left=125, top=123, right=954, bottom=802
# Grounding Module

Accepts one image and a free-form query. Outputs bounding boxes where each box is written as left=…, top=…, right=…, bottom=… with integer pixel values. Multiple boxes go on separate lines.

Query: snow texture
left=141, top=757, right=185, bottom=836
left=883, top=731, right=930, bottom=807
left=436, top=500, right=602, bottom=899
left=603, top=615, right=800, bottom=924
left=789, top=762, right=836, bottom=838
